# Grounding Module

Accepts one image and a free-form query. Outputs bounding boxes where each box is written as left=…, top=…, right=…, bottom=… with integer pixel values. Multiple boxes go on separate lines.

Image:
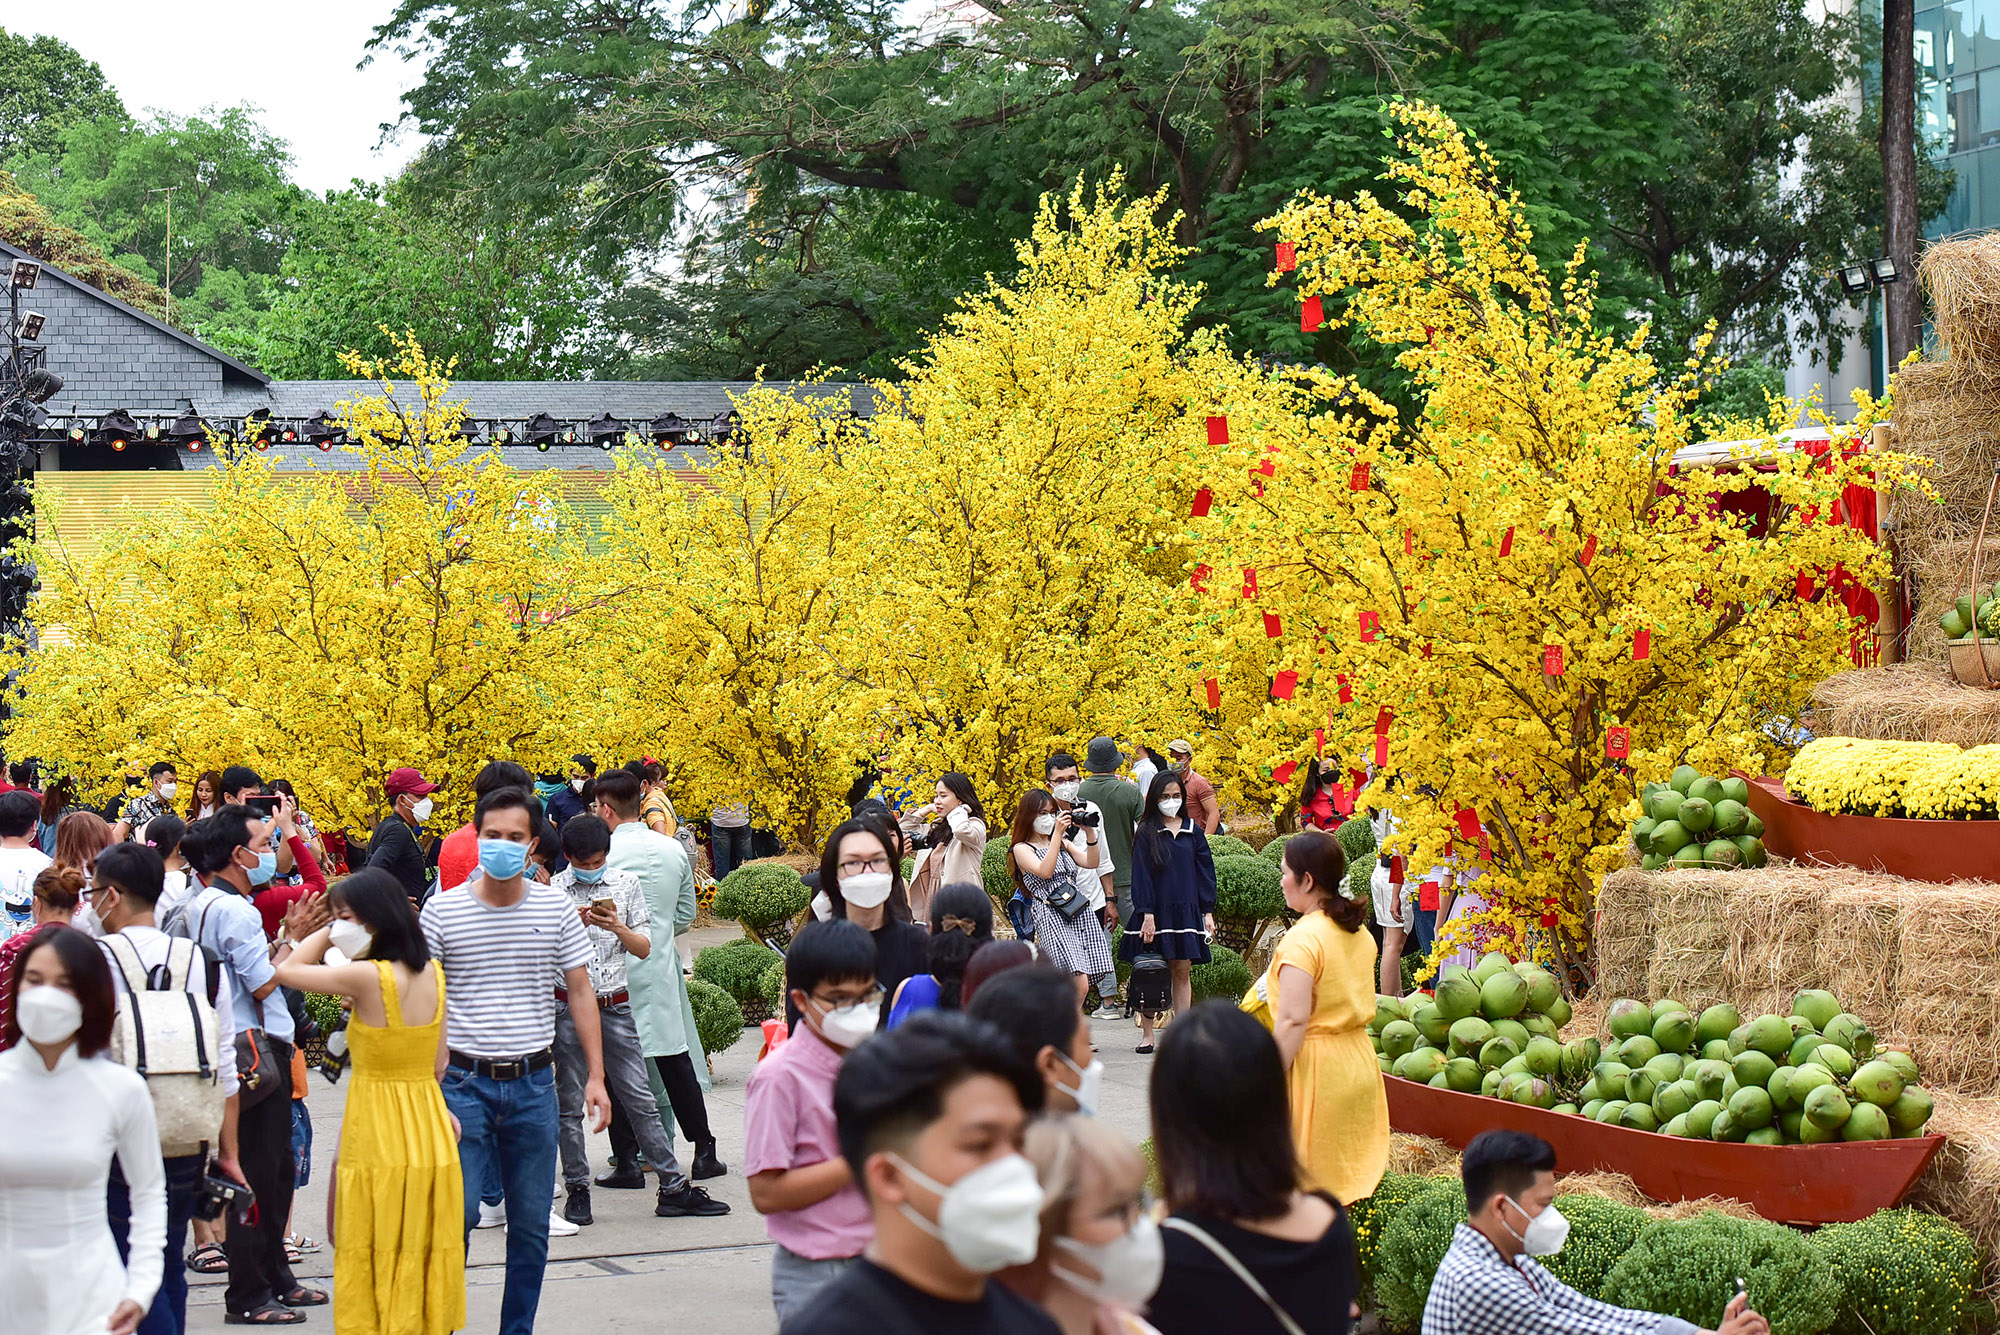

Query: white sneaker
left=546, top=1208, right=580, bottom=1237
left=476, top=1200, right=506, bottom=1229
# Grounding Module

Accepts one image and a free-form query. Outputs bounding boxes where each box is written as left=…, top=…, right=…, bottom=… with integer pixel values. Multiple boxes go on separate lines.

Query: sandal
left=225, top=1304, right=305, bottom=1325
left=187, top=1242, right=230, bottom=1274
left=285, top=1232, right=321, bottom=1254
left=278, top=1286, right=329, bottom=1308
left=1135, top=1043, right=1155, bottom=1054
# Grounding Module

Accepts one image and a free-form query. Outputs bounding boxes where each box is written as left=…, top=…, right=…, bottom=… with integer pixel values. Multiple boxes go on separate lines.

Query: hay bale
left=1895, top=882, right=2000, bottom=1093
left=1811, top=663, right=2000, bottom=746
left=1900, top=522, right=1991, bottom=662
left=1645, top=871, right=1737, bottom=1009
left=1721, top=875, right=1829, bottom=1019
left=1905, top=1089, right=2000, bottom=1296
left=1593, top=869, right=1657, bottom=998
left=1817, top=879, right=1906, bottom=1036
left=1553, top=1170, right=1653, bottom=1209
left=1921, top=233, right=2000, bottom=367
left=1888, top=360, right=2000, bottom=529
left=1387, top=1133, right=1460, bottom=1178
left=1647, top=1195, right=1764, bottom=1224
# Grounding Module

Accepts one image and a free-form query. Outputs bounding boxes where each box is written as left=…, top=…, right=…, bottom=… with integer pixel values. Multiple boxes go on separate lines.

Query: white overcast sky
left=8, top=1, right=428, bottom=193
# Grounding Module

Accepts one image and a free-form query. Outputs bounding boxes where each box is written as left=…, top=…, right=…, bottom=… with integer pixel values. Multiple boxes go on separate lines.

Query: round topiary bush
left=688, top=978, right=745, bottom=1056
left=712, top=861, right=810, bottom=944
left=1542, top=1194, right=1653, bottom=1301
left=1600, top=1213, right=1839, bottom=1335
left=1212, top=854, right=1287, bottom=950
left=1258, top=832, right=1294, bottom=863
left=1346, top=854, right=1375, bottom=905
left=1188, top=942, right=1252, bottom=1002
left=1335, top=815, right=1377, bottom=866
left=692, top=937, right=783, bottom=1023
left=1810, top=1208, right=1982, bottom=1335
left=981, top=839, right=1014, bottom=908
left=759, top=959, right=786, bottom=1014
left=1206, top=833, right=1258, bottom=860
left=1351, top=1172, right=1457, bottom=1296
left=1375, top=1179, right=1468, bottom=1330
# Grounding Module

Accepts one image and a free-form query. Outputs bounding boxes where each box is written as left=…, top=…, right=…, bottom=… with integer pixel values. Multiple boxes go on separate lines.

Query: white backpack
left=102, top=933, right=226, bottom=1157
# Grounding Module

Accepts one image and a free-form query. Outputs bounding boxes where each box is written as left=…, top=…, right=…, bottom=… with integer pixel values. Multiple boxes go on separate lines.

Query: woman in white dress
left=0, top=924, right=166, bottom=1334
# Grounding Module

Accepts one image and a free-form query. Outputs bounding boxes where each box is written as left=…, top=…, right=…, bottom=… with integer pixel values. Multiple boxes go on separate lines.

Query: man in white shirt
left=1046, top=753, right=1119, bottom=1019
left=0, top=789, right=53, bottom=938
left=94, top=841, right=244, bottom=1335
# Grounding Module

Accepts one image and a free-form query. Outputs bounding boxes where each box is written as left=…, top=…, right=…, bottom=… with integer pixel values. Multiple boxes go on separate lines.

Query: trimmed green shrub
left=981, top=839, right=1013, bottom=907
left=1351, top=1172, right=1456, bottom=1295
left=759, top=959, right=787, bottom=1013
left=693, top=937, right=783, bottom=1022
left=1542, top=1194, right=1652, bottom=1301
left=1206, top=834, right=1258, bottom=860
left=1213, top=854, right=1287, bottom=949
left=1335, top=816, right=1377, bottom=865
left=301, top=991, right=345, bottom=1038
left=1347, top=854, right=1374, bottom=904
left=712, top=861, right=810, bottom=936
left=900, top=856, right=914, bottom=883
left=1258, top=832, right=1294, bottom=863
left=1811, top=1208, right=1982, bottom=1335
left=1375, top=1180, right=1468, bottom=1330
left=688, top=978, right=745, bottom=1056
left=1600, top=1213, right=1839, bottom=1335
left=1189, top=943, right=1252, bottom=1001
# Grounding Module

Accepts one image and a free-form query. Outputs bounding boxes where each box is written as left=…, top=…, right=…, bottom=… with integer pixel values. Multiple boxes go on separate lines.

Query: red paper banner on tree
left=1204, top=677, right=1221, bottom=711
left=1301, top=295, right=1325, bottom=332
left=1373, top=707, right=1393, bottom=767
left=1205, top=415, right=1229, bottom=446
left=1633, top=628, right=1651, bottom=661
left=1241, top=567, right=1260, bottom=599
left=1796, top=571, right=1815, bottom=599
left=1606, top=726, right=1631, bottom=759
left=1275, top=241, right=1296, bottom=272
left=1314, top=727, right=1326, bottom=756
left=1359, top=610, right=1380, bottom=642
left=1543, top=644, right=1565, bottom=676
left=1273, top=761, right=1298, bottom=785
left=1337, top=674, right=1353, bottom=704
left=1349, top=462, right=1370, bottom=491
left=1580, top=534, right=1598, bottom=566
left=1454, top=807, right=1482, bottom=839
left=1190, top=487, right=1213, bottom=518
left=1499, top=526, right=1514, bottom=558
left=1404, top=529, right=1414, bottom=556
left=1263, top=612, right=1282, bottom=639
left=1190, top=563, right=1211, bottom=594
left=1332, top=784, right=1355, bottom=816
left=1350, top=767, right=1367, bottom=791
left=1272, top=670, right=1299, bottom=700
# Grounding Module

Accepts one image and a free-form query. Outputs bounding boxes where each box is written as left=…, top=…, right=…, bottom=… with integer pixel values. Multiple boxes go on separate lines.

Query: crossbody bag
left=1161, top=1217, right=1310, bottom=1335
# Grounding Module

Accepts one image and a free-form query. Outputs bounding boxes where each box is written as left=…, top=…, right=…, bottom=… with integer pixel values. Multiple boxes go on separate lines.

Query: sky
left=11, top=1, right=429, bottom=194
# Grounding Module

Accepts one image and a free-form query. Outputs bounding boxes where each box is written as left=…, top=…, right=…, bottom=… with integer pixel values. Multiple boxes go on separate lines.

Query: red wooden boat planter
left=1737, top=771, right=2000, bottom=882
left=1385, top=1075, right=1943, bottom=1224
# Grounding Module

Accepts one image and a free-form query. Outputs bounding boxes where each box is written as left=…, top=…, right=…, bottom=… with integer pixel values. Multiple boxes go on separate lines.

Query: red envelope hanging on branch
left=1301, top=295, right=1325, bottom=332
left=1204, top=677, right=1221, bottom=711
left=1190, top=487, right=1213, bottom=518
left=1273, top=761, right=1298, bottom=785
left=1241, top=567, right=1260, bottom=599
left=1349, top=462, right=1370, bottom=491
left=1454, top=807, right=1482, bottom=840
left=1606, top=726, right=1631, bottom=760
left=1543, top=644, right=1565, bottom=676
left=1275, top=242, right=1297, bottom=272
left=1332, top=784, right=1355, bottom=816
left=1337, top=674, right=1353, bottom=704
left=1190, top=564, right=1211, bottom=594
left=1633, top=628, right=1651, bottom=661
left=1263, top=613, right=1283, bottom=639
left=1205, top=416, right=1230, bottom=446
left=1499, top=526, right=1514, bottom=558
left=1359, top=610, right=1380, bottom=642
left=1272, top=670, right=1299, bottom=700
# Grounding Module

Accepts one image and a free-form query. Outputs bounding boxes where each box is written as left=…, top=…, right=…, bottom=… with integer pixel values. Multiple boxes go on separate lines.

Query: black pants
left=609, top=1050, right=714, bottom=1163
left=226, top=1051, right=299, bottom=1315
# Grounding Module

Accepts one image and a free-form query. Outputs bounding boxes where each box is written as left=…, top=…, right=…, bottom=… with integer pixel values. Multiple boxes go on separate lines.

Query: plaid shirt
left=1422, top=1224, right=1699, bottom=1335
left=550, top=864, right=650, bottom=996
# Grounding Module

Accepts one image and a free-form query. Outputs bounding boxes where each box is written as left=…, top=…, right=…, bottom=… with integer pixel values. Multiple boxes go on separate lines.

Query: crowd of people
left=0, top=741, right=1775, bottom=1335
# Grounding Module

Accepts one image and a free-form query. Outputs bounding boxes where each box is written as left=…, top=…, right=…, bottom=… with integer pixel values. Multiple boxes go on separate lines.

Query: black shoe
left=656, top=1182, right=731, bottom=1217
left=564, top=1185, right=593, bottom=1226
left=691, top=1142, right=728, bottom=1180
left=594, top=1164, right=646, bottom=1190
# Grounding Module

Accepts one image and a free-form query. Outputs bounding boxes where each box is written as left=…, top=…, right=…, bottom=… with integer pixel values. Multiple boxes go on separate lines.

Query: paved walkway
left=186, top=925, right=1161, bottom=1334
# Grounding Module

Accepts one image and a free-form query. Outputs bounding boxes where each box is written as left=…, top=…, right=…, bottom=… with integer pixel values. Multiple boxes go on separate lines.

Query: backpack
left=1128, top=952, right=1172, bottom=1015
left=102, top=932, right=226, bottom=1157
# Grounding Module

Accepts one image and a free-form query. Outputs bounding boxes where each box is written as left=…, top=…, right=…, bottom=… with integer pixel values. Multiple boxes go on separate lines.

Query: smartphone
left=592, top=897, right=617, bottom=918
left=1733, top=1277, right=1748, bottom=1307
left=245, top=793, right=281, bottom=817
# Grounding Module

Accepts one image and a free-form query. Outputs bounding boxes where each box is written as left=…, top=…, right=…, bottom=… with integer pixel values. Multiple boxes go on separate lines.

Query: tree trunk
left=1881, top=0, right=1922, bottom=366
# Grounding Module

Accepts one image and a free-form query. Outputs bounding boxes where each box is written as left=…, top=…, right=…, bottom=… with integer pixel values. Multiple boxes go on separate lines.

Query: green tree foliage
left=0, top=28, right=126, bottom=162
left=0, top=171, right=166, bottom=316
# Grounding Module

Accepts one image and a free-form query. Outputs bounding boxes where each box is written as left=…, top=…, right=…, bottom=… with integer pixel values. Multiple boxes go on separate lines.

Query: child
left=746, top=919, right=879, bottom=1322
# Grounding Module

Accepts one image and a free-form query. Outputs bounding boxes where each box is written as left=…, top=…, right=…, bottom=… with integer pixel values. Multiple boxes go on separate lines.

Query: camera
left=319, top=1017, right=351, bottom=1084
left=194, top=1169, right=256, bottom=1224
left=1069, top=807, right=1101, bottom=829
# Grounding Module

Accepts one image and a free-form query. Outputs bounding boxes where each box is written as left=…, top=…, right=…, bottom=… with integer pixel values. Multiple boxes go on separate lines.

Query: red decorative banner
left=1273, top=761, right=1298, bottom=785
left=1190, top=563, right=1211, bottom=594
left=1359, top=610, right=1380, bottom=642
left=1337, top=674, right=1353, bottom=704
left=1204, top=677, right=1221, bottom=711
left=1190, top=487, right=1213, bottom=518
left=1255, top=454, right=1276, bottom=478
left=1205, top=415, right=1230, bottom=446
left=1349, top=767, right=1367, bottom=791
left=1332, top=784, right=1355, bottom=816
left=1499, top=526, right=1514, bottom=558
left=1580, top=534, right=1598, bottom=566
left=1543, top=644, right=1565, bottom=676
left=1633, top=628, right=1651, bottom=661
left=1796, top=571, right=1815, bottom=599
left=1275, top=241, right=1297, bottom=273
left=1263, top=612, right=1283, bottom=639
left=1301, top=295, right=1325, bottom=332
left=1374, top=734, right=1389, bottom=768
left=1375, top=706, right=1394, bottom=736
left=1272, top=670, right=1299, bottom=700
left=1241, top=567, right=1260, bottom=599
left=1349, top=462, right=1370, bottom=491
left=1314, top=727, right=1326, bottom=756
left=1454, top=807, right=1482, bottom=839
left=1606, top=726, right=1631, bottom=760
left=1404, top=528, right=1414, bottom=556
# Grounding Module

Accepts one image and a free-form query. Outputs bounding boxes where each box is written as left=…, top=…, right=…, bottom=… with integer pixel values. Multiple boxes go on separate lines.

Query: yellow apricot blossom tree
left=6, top=336, right=614, bottom=832
left=1194, top=103, right=1930, bottom=983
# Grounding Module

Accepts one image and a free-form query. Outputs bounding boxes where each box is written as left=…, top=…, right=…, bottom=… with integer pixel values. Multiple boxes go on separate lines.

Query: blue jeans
left=710, top=821, right=753, bottom=882
left=108, top=1152, right=205, bottom=1335
left=444, top=1063, right=560, bottom=1335
left=1411, top=906, right=1438, bottom=957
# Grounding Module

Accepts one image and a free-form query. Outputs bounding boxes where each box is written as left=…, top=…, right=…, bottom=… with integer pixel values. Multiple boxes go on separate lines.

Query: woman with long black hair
left=1120, top=772, right=1216, bottom=1054
left=814, top=817, right=930, bottom=1019
left=1009, top=789, right=1115, bottom=1002
left=883, top=882, right=994, bottom=1028
left=897, top=773, right=988, bottom=927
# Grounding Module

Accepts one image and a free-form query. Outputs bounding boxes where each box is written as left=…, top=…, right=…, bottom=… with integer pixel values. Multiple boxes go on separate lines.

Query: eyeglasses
left=811, top=986, right=884, bottom=1009
left=837, top=855, right=892, bottom=877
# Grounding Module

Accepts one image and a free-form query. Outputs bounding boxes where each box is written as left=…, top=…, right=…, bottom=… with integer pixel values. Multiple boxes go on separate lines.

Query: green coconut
left=1850, top=1060, right=1906, bottom=1107
left=1791, top=989, right=1842, bottom=1031
left=1694, top=1004, right=1740, bottom=1046
left=1804, top=1084, right=1852, bottom=1130
left=1670, top=764, right=1701, bottom=793
left=1651, top=1010, right=1697, bottom=1053
left=1433, top=972, right=1482, bottom=1022
left=1887, top=1086, right=1935, bottom=1134
left=1684, top=1099, right=1723, bottom=1138
left=1606, top=999, right=1654, bottom=1038
left=1841, top=1102, right=1892, bottom=1141
left=1728, top=1085, right=1775, bottom=1130
left=1677, top=797, right=1714, bottom=834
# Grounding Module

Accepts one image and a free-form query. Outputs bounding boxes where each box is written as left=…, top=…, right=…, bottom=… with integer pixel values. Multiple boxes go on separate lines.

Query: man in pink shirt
left=745, top=920, right=879, bottom=1321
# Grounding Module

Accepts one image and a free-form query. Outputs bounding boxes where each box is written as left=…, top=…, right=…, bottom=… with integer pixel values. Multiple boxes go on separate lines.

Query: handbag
left=1042, top=876, right=1090, bottom=921
left=1162, top=1217, right=1310, bottom=1335
left=189, top=891, right=286, bottom=1109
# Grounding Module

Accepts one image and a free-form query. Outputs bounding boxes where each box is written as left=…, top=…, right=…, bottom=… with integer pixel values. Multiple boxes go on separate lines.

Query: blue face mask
left=572, top=864, right=607, bottom=885
left=478, top=837, right=530, bottom=881
left=246, top=848, right=277, bottom=886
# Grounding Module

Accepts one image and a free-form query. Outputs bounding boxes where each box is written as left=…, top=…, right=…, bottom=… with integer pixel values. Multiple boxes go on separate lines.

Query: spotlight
left=91, top=408, right=141, bottom=451
left=164, top=410, right=209, bottom=450
left=12, top=311, right=44, bottom=341
left=523, top=412, right=563, bottom=449
left=561, top=428, right=578, bottom=444
left=650, top=412, right=690, bottom=446
left=68, top=425, right=84, bottom=442
left=7, top=259, right=40, bottom=290
left=299, top=410, right=342, bottom=452
left=243, top=410, right=278, bottom=450
left=144, top=422, right=160, bottom=440
left=586, top=412, right=627, bottom=450
left=20, top=368, right=61, bottom=403
left=711, top=409, right=742, bottom=444
left=493, top=427, right=513, bottom=444
left=1872, top=256, right=1901, bottom=284
left=536, top=439, right=551, bottom=453
left=1838, top=264, right=1870, bottom=296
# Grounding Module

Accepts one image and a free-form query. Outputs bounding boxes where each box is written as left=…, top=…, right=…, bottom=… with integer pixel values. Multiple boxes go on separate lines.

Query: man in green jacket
left=1077, top=736, right=1143, bottom=929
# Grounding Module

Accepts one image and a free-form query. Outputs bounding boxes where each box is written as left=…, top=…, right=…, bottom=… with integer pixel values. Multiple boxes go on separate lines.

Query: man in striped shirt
left=421, top=788, right=611, bottom=1335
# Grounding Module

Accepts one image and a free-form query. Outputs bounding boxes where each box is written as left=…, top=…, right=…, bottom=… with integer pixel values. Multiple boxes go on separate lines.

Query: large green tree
left=0, top=29, right=126, bottom=162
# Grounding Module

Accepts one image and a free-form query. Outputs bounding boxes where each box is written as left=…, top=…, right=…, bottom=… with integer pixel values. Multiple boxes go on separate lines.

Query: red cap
left=385, top=767, right=439, bottom=797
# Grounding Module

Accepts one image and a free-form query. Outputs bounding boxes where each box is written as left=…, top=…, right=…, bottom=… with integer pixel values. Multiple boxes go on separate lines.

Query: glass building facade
left=1921, top=0, right=2000, bottom=234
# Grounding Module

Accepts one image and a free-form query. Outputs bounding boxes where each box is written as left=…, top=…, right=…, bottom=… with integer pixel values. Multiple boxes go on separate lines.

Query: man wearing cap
left=1167, top=740, right=1222, bottom=835
left=370, top=766, right=439, bottom=902
left=1076, top=738, right=1142, bottom=928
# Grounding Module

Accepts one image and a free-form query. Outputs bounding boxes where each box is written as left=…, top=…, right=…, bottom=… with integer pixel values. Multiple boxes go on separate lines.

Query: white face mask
left=840, top=871, right=893, bottom=910
left=1054, top=1215, right=1165, bottom=1310
left=1503, top=1197, right=1571, bottom=1256
left=890, top=1152, right=1045, bottom=1273
left=328, top=919, right=374, bottom=960
left=1051, top=781, right=1081, bottom=804
left=813, top=997, right=881, bottom=1049
left=158, top=781, right=178, bottom=800
left=1033, top=814, right=1058, bottom=836
left=810, top=890, right=834, bottom=921
left=16, top=984, right=83, bottom=1046
left=409, top=796, right=435, bottom=824
left=1158, top=799, right=1183, bottom=817
left=1056, top=1049, right=1105, bottom=1117
left=571, top=778, right=587, bottom=794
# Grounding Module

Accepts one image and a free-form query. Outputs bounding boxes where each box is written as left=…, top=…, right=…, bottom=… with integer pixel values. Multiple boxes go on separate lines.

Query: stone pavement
left=185, top=925, right=1160, bottom=1335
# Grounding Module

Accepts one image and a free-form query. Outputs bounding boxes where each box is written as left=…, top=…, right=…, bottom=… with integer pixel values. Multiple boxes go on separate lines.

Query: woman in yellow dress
left=275, top=867, right=464, bottom=1335
left=1269, top=830, right=1389, bottom=1204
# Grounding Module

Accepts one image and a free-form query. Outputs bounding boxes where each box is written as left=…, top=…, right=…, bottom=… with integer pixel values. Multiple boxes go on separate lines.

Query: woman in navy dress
left=1121, top=771, right=1216, bottom=1053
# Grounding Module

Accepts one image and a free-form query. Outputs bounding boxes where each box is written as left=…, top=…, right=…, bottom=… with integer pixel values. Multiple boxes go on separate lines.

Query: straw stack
left=1721, top=875, right=1830, bottom=1019
left=1896, top=884, right=2000, bottom=1092
left=1812, top=662, right=2000, bottom=745
left=1644, top=871, right=1737, bottom=1009
left=1593, top=870, right=1657, bottom=999
left=1906, top=1089, right=2000, bottom=1297
left=1815, top=878, right=1908, bottom=1038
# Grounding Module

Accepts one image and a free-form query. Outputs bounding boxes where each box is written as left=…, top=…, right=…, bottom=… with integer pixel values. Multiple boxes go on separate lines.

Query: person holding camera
left=1008, top=790, right=1115, bottom=1003
left=1046, top=753, right=1124, bottom=1019
left=898, top=773, right=988, bottom=928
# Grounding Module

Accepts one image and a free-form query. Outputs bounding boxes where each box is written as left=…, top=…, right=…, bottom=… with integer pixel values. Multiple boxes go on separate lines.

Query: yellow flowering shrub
left=1789, top=737, right=2000, bottom=819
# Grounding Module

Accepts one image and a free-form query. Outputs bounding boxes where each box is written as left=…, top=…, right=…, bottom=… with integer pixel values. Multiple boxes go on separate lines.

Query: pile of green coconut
left=1630, top=767, right=1767, bottom=871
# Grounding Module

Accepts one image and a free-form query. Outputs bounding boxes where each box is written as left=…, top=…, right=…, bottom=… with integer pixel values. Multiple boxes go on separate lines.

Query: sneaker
left=563, top=1186, right=593, bottom=1227
left=546, top=1208, right=581, bottom=1238
left=655, top=1182, right=731, bottom=1217
left=1091, top=1002, right=1125, bottom=1020
left=594, top=1164, right=647, bottom=1190
left=476, top=1200, right=506, bottom=1229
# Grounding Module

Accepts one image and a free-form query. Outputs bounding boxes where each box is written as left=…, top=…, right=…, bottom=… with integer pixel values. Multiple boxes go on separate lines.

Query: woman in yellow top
left=631, top=759, right=679, bottom=837
left=274, top=868, right=464, bottom=1335
left=1270, top=830, right=1389, bottom=1204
